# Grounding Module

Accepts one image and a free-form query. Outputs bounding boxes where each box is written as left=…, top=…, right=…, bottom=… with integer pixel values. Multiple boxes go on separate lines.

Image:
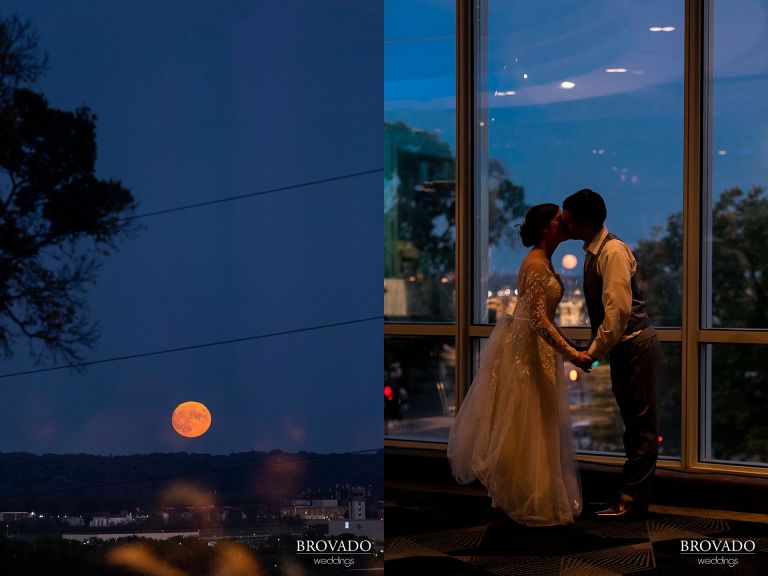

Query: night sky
left=0, top=0, right=383, bottom=455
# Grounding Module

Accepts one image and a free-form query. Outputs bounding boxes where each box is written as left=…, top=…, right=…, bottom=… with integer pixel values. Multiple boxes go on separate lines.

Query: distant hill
left=0, top=450, right=383, bottom=515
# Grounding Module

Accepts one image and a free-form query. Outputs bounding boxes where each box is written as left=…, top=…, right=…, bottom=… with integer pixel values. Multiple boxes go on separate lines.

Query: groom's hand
left=574, top=351, right=594, bottom=373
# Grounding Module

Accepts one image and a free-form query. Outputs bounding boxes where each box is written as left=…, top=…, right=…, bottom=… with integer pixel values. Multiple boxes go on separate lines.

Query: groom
left=562, top=189, right=661, bottom=518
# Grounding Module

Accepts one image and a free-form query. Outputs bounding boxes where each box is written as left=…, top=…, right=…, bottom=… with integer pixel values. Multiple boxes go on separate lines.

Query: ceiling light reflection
left=560, top=81, right=575, bottom=89
left=650, top=26, right=676, bottom=32
left=605, top=68, right=627, bottom=73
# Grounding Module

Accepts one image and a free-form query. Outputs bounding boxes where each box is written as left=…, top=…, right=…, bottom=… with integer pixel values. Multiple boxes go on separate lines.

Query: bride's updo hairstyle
left=519, top=203, right=559, bottom=247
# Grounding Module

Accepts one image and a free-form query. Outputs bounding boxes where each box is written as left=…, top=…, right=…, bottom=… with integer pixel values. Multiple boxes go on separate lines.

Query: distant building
left=90, top=512, right=134, bottom=528
left=282, top=499, right=345, bottom=520
left=384, top=121, right=455, bottom=321
left=62, top=516, right=84, bottom=527
left=0, top=512, right=28, bottom=522
left=329, top=519, right=384, bottom=542
left=557, top=288, right=587, bottom=327
left=348, top=499, right=365, bottom=521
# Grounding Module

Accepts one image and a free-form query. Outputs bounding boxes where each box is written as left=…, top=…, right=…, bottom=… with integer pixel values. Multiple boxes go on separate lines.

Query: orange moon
left=562, top=254, right=578, bottom=270
left=171, top=401, right=212, bottom=438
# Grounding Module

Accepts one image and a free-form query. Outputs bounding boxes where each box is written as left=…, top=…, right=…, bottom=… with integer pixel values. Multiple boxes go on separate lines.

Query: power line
left=128, top=168, right=384, bottom=221
left=0, top=315, right=383, bottom=380
left=0, top=449, right=382, bottom=500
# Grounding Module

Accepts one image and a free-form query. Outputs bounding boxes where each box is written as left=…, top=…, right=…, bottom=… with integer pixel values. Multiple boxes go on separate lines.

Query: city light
left=568, top=369, right=578, bottom=382
left=384, top=386, right=393, bottom=401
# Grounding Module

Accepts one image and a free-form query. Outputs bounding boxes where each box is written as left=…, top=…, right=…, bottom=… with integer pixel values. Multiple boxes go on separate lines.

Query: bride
left=448, top=203, right=591, bottom=526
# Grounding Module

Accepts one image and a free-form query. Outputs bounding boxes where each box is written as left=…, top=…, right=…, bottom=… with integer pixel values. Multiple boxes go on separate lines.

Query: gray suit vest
left=583, top=233, right=651, bottom=338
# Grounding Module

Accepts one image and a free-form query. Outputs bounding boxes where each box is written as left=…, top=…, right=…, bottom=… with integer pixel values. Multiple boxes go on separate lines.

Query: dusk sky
left=0, top=0, right=383, bottom=455
left=386, top=0, right=768, bottom=275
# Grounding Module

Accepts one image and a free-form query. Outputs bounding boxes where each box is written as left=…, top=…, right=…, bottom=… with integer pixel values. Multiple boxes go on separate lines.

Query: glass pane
left=472, top=338, right=680, bottom=457
left=705, top=344, right=768, bottom=464
left=705, top=0, right=768, bottom=329
left=474, top=1, right=684, bottom=328
left=385, top=336, right=455, bottom=441
left=384, top=0, right=456, bottom=322
left=567, top=341, right=681, bottom=457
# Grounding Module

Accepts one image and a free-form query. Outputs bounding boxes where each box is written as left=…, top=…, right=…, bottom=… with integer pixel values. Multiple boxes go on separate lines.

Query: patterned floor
left=385, top=487, right=768, bottom=575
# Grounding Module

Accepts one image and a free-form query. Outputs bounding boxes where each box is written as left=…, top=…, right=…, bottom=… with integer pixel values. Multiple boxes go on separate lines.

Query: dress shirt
left=584, top=226, right=640, bottom=358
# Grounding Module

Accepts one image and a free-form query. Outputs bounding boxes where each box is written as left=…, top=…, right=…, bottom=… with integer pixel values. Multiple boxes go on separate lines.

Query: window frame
left=384, top=0, right=768, bottom=479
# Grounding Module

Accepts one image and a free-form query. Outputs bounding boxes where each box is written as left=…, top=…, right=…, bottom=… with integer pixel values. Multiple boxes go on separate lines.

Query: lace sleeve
left=520, top=260, right=580, bottom=364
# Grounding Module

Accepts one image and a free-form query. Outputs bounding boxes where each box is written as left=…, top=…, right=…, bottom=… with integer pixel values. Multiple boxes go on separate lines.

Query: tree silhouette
left=634, top=185, right=768, bottom=461
left=385, top=121, right=528, bottom=280
left=0, top=14, right=48, bottom=104
left=0, top=15, right=136, bottom=362
left=634, top=212, right=683, bottom=328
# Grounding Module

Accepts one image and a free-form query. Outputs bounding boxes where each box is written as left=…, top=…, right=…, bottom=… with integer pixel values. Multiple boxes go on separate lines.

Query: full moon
left=562, top=254, right=578, bottom=270
left=171, top=401, right=212, bottom=438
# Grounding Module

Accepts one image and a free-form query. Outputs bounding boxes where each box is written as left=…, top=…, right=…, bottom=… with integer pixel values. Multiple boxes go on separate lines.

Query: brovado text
left=296, top=539, right=373, bottom=553
left=680, top=539, right=756, bottom=553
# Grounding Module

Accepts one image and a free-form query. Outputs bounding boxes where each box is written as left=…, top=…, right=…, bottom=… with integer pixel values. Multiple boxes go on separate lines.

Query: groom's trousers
left=608, top=328, right=661, bottom=504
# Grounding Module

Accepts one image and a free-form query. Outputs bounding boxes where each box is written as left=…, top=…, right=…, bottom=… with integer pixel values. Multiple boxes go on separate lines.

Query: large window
left=385, top=0, right=456, bottom=323
left=704, top=344, right=768, bottom=464
left=385, top=336, right=456, bottom=441
left=385, top=0, right=768, bottom=478
left=705, top=0, right=768, bottom=330
left=699, top=0, right=768, bottom=467
left=384, top=0, right=457, bottom=440
left=475, top=0, right=684, bottom=328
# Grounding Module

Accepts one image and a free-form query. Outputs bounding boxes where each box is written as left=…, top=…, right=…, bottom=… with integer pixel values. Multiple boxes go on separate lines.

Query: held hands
left=573, top=351, right=594, bottom=373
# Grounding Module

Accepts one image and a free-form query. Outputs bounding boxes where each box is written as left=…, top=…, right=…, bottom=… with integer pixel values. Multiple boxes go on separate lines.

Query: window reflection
left=385, top=336, right=456, bottom=441
left=473, top=340, right=681, bottom=457
left=474, top=0, right=684, bottom=327
left=705, top=344, right=768, bottom=464
left=705, top=0, right=768, bottom=328
left=384, top=0, right=456, bottom=322
left=384, top=123, right=456, bottom=321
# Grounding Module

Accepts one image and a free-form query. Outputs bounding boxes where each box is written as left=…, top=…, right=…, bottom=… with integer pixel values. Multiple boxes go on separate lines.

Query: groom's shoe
left=594, top=499, right=647, bottom=519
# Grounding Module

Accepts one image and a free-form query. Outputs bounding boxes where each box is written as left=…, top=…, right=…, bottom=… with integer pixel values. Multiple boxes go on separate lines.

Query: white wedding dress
left=448, top=256, right=582, bottom=526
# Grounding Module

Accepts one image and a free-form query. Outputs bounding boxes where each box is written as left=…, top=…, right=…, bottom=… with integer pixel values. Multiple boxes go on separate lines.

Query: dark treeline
left=0, top=450, right=383, bottom=515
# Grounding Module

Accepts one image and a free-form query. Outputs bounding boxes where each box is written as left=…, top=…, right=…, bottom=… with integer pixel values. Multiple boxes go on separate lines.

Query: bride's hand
left=573, top=351, right=594, bottom=373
